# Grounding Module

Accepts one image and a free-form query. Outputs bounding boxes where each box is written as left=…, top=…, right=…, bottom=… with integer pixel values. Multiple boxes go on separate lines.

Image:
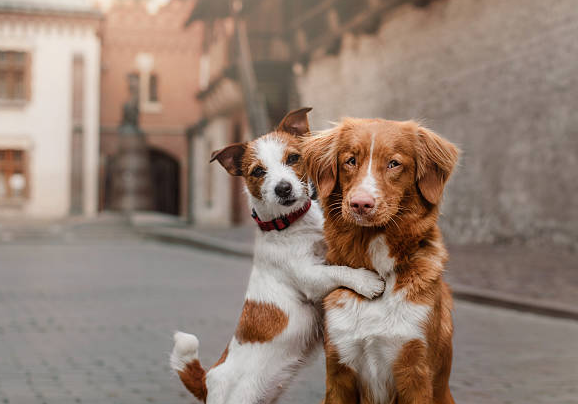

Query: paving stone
left=0, top=221, right=576, bottom=403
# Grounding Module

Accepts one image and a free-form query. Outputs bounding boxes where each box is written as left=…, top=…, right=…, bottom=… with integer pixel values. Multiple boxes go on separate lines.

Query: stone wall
left=297, top=0, right=578, bottom=247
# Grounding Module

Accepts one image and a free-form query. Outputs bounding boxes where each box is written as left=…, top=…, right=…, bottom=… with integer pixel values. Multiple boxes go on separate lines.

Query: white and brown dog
left=170, top=108, right=385, bottom=404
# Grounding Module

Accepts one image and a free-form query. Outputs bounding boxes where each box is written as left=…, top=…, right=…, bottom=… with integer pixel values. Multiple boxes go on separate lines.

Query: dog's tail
left=171, top=331, right=207, bottom=402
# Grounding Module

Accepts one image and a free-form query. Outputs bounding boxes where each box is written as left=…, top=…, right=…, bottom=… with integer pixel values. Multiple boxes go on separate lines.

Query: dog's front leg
left=295, top=265, right=385, bottom=301
left=392, top=339, right=433, bottom=404
left=323, top=343, right=360, bottom=404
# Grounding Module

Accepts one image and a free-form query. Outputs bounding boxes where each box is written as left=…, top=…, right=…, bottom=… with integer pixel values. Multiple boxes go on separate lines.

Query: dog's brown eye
left=346, top=157, right=356, bottom=166
left=286, top=154, right=300, bottom=165
left=387, top=160, right=400, bottom=169
left=251, top=167, right=266, bottom=178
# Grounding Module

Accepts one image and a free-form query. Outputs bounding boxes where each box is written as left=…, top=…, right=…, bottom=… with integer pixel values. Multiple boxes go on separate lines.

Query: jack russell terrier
left=170, top=108, right=385, bottom=404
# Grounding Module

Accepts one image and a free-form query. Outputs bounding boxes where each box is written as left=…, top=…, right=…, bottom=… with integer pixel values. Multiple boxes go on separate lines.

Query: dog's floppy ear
left=415, top=126, right=459, bottom=205
left=277, top=107, right=312, bottom=137
left=210, top=142, right=247, bottom=176
left=302, top=126, right=339, bottom=199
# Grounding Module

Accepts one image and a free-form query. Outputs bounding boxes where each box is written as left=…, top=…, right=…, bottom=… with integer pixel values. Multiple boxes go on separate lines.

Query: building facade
left=186, top=0, right=296, bottom=226
left=99, top=0, right=202, bottom=217
left=189, top=0, right=578, bottom=248
left=0, top=0, right=101, bottom=218
left=292, top=0, right=578, bottom=247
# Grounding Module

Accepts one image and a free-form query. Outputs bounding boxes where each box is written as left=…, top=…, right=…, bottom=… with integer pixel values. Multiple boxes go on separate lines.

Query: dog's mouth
left=343, top=206, right=398, bottom=228
left=345, top=212, right=377, bottom=227
left=342, top=203, right=383, bottom=227
left=279, top=198, right=297, bottom=206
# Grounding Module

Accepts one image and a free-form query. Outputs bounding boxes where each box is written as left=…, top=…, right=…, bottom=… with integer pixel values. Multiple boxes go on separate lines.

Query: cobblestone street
left=0, top=220, right=577, bottom=404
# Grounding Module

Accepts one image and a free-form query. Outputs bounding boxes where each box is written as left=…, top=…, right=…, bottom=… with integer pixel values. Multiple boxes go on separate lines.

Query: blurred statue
left=120, top=73, right=141, bottom=134
left=110, top=74, right=153, bottom=212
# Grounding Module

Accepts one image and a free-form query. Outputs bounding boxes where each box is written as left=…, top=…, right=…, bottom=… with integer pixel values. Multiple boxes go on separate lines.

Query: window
left=0, top=51, right=30, bottom=102
left=0, top=149, right=29, bottom=201
left=128, top=71, right=161, bottom=113
left=149, top=73, right=158, bottom=102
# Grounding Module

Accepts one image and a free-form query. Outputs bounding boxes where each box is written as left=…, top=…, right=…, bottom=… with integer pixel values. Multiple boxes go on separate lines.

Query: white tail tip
left=170, top=331, right=199, bottom=372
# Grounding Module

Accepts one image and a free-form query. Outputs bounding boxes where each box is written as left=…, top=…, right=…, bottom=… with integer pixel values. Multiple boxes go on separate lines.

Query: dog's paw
left=350, top=270, right=385, bottom=299
left=170, top=331, right=199, bottom=372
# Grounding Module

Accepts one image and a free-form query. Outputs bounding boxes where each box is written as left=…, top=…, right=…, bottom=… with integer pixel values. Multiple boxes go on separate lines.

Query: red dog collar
left=251, top=200, right=312, bottom=232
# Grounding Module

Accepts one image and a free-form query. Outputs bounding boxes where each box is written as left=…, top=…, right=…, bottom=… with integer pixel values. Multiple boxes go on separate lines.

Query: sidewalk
left=132, top=216, right=578, bottom=320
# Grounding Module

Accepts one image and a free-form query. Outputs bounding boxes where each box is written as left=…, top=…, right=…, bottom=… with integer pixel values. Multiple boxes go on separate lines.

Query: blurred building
left=0, top=0, right=101, bottom=218
left=188, top=0, right=578, bottom=248
left=98, top=0, right=202, bottom=217
left=290, top=0, right=578, bottom=247
left=185, top=0, right=298, bottom=226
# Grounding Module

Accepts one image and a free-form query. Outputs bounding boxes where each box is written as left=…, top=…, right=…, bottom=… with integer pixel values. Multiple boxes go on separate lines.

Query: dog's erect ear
left=415, top=126, right=459, bottom=205
left=302, top=127, right=339, bottom=200
left=210, top=142, right=247, bottom=176
left=277, top=107, right=312, bottom=137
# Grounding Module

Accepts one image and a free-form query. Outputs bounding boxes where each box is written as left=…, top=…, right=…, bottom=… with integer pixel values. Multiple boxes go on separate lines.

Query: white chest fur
left=325, top=236, right=430, bottom=403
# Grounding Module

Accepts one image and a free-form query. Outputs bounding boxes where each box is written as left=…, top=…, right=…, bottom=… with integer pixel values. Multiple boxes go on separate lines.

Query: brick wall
left=100, top=0, right=202, bottom=129
left=297, top=0, right=578, bottom=247
left=99, top=0, right=203, bottom=216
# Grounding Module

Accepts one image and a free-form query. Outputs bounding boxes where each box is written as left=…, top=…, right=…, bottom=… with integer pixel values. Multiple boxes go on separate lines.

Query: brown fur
left=176, top=342, right=229, bottom=403
left=177, top=359, right=207, bottom=402
left=212, top=344, right=229, bottom=369
left=235, top=300, right=290, bottom=344
left=323, top=341, right=360, bottom=404
left=302, top=118, right=459, bottom=404
left=392, top=340, right=432, bottom=404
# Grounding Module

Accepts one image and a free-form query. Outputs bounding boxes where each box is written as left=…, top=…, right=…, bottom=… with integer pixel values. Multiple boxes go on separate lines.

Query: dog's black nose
left=275, top=181, right=292, bottom=198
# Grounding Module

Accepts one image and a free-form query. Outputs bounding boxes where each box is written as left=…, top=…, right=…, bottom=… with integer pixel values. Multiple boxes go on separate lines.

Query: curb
left=135, top=226, right=253, bottom=258
left=451, top=284, right=578, bottom=321
left=137, top=225, right=578, bottom=321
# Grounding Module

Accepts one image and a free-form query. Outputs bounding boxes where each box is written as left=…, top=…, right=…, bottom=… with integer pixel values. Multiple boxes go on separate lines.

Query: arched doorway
left=149, top=148, right=180, bottom=215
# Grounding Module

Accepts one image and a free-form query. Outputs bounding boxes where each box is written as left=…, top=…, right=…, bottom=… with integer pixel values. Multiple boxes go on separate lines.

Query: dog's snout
left=350, top=192, right=375, bottom=215
left=275, top=181, right=293, bottom=198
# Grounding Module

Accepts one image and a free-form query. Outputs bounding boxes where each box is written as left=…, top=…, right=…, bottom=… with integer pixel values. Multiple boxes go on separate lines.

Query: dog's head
left=302, top=118, right=459, bottom=227
left=210, top=108, right=313, bottom=219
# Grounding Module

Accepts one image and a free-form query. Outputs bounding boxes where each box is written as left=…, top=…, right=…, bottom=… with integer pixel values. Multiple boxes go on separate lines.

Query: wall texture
left=297, top=0, right=578, bottom=247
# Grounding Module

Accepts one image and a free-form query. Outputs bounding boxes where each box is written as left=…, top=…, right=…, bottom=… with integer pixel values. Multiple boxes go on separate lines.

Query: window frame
left=0, top=50, right=31, bottom=104
left=0, top=149, right=30, bottom=204
left=148, top=73, right=159, bottom=103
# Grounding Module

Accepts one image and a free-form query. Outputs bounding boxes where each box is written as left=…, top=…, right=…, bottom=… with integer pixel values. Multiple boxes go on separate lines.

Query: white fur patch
left=368, top=235, right=395, bottom=278
left=359, top=132, right=378, bottom=198
left=170, top=331, right=199, bottom=372
left=256, top=137, right=285, bottom=173
left=326, top=282, right=430, bottom=403
left=325, top=235, right=430, bottom=403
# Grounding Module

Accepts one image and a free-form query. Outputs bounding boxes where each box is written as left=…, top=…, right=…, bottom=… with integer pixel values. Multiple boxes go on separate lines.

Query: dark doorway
left=149, top=148, right=180, bottom=215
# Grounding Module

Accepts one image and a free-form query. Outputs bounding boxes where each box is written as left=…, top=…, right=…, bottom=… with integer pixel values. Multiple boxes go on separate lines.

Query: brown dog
left=302, top=118, right=459, bottom=404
